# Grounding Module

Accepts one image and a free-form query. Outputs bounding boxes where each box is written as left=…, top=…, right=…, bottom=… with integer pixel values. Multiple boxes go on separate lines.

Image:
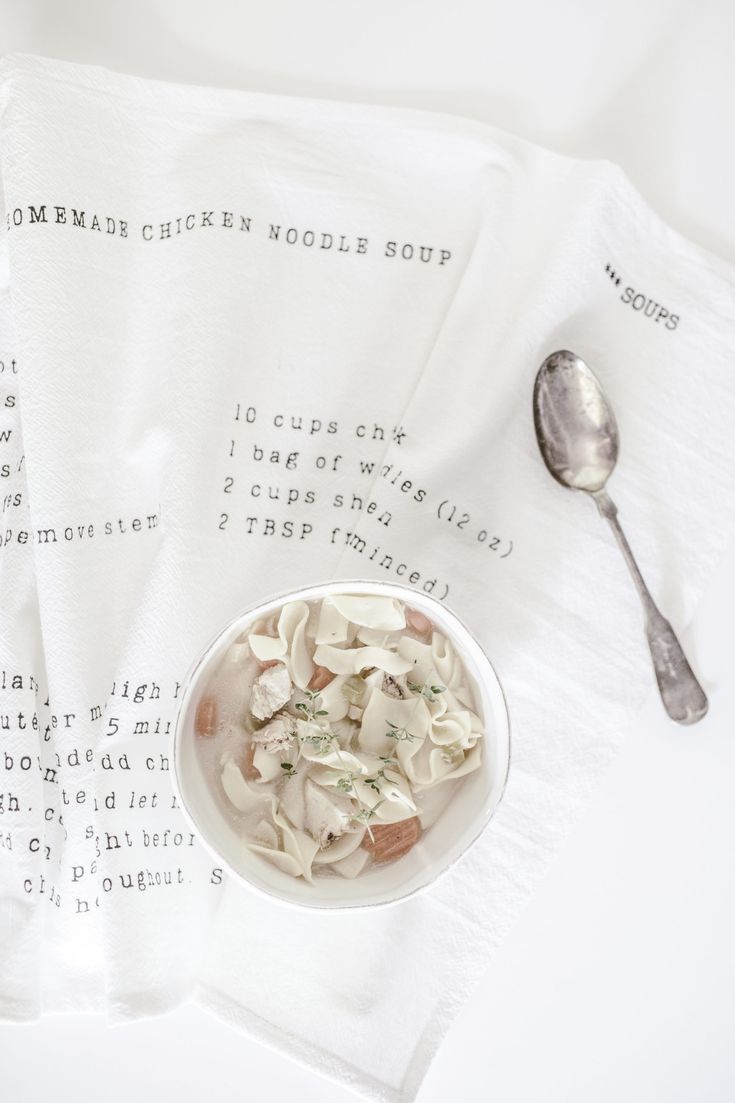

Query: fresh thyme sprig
left=299, top=728, right=339, bottom=756
left=386, top=720, right=417, bottom=743
left=294, top=689, right=329, bottom=722
left=336, top=772, right=360, bottom=794
left=293, top=689, right=339, bottom=756
left=350, top=799, right=385, bottom=824
left=407, top=680, right=446, bottom=701
left=336, top=771, right=389, bottom=840
left=363, top=768, right=386, bottom=793
left=350, top=798, right=385, bottom=842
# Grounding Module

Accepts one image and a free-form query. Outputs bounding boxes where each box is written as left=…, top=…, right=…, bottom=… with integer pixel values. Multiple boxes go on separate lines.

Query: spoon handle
left=593, top=490, right=709, bottom=725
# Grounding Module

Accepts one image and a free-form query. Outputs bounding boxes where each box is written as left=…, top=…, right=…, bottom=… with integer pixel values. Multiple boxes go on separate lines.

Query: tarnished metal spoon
left=533, top=349, right=708, bottom=725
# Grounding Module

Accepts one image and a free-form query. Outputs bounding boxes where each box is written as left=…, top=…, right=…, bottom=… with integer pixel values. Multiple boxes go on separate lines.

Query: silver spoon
left=533, top=349, right=708, bottom=725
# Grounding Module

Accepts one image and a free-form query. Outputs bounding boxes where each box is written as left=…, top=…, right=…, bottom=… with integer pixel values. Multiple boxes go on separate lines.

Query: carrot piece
left=243, top=740, right=260, bottom=780
left=362, top=817, right=421, bottom=862
left=194, top=694, right=218, bottom=738
left=308, top=664, right=336, bottom=691
left=406, top=608, right=433, bottom=636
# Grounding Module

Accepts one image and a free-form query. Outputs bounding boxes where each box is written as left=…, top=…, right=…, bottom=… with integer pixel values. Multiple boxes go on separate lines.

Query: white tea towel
left=1, top=52, right=735, bottom=1100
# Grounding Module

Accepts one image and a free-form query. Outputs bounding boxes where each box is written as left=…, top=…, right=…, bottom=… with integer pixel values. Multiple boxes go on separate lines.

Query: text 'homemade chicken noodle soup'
left=193, top=594, right=485, bottom=881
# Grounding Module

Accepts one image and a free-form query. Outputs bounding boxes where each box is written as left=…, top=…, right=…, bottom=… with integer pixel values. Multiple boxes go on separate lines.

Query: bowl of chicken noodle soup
left=172, top=580, right=510, bottom=909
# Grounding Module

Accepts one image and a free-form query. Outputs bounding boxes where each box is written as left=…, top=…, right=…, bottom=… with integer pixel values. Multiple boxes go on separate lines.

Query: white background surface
left=1, top=2, right=734, bottom=1100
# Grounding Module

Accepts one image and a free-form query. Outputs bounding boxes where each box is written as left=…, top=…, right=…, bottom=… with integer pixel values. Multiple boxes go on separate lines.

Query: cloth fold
left=1, top=52, right=734, bottom=1102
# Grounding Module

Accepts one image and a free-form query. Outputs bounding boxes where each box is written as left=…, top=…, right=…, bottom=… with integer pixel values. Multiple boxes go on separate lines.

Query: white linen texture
left=1, top=53, right=735, bottom=1103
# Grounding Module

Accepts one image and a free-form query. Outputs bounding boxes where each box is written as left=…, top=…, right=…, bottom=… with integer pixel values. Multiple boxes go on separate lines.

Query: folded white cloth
left=1, top=52, right=734, bottom=1101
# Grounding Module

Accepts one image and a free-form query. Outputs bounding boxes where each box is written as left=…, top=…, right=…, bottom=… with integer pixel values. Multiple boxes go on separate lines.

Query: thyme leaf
left=363, top=768, right=386, bottom=793
left=407, top=680, right=446, bottom=701
left=350, top=798, right=385, bottom=826
left=386, top=720, right=417, bottom=743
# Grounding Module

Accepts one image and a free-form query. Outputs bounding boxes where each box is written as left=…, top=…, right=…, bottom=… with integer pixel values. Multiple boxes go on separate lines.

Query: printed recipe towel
left=1, top=53, right=735, bottom=1102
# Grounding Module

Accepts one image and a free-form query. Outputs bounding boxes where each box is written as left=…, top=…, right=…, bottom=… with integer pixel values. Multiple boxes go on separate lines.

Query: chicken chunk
left=304, top=778, right=355, bottom=850
left=250, top=662, right=292, bottom=721
left=252, top=713, right=297, bottom=753
left=382, top=672, right=408, bottom=700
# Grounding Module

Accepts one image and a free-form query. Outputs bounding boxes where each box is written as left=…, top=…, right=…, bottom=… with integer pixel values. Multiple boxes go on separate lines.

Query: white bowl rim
left=171, top=577, right=511, bottom=912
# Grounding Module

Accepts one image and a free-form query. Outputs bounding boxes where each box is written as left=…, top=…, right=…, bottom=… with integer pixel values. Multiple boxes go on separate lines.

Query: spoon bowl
left=533, top=349, right=618, bottom=493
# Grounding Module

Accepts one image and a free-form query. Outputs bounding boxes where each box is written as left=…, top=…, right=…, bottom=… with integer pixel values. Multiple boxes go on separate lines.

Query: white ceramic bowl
left=172, top=579, right=510, bottom=910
